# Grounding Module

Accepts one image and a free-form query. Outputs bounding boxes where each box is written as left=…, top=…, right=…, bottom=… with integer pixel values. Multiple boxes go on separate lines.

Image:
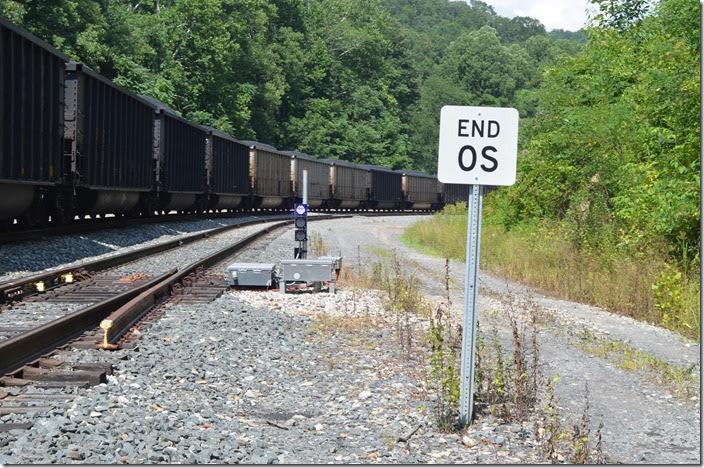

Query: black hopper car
left=0, top=17, right=472, bottom=229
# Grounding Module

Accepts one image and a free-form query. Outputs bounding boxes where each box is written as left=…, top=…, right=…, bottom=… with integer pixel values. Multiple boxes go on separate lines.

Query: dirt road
left=309, top=215, right=700, bottom=464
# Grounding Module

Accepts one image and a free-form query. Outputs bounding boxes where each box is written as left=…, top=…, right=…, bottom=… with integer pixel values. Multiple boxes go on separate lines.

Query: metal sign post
left=458, top=184, right=483, bottom=426
left=437, top=105, right=518, bottom=428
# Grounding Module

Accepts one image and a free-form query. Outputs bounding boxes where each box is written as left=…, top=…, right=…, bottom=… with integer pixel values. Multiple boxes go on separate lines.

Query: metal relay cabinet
left=226, top=263, right=277, bottom=288
left=316, top=256, right=343, bottom=275
left=279, top=259, right=337, bottom=294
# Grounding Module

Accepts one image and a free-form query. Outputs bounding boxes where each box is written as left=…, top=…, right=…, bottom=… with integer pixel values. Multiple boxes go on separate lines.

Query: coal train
left=0, top=17, right=470, bottom=230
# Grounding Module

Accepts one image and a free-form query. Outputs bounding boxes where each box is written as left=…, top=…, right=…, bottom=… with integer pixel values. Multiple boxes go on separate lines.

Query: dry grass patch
left=309, top=231, right=328, bottom=257
left=335, top=243, right=608, bottom=463
left=402, top=206, right=700, bottom=341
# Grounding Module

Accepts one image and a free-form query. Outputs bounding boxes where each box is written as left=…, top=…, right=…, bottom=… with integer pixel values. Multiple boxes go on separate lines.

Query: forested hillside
left=0, top=0, right=581, bottom=170
left=402, top=0, right=700, bottom=339
left=497, top=0, right=699, bottom=253
left=488, top=0, right=700, bottom=337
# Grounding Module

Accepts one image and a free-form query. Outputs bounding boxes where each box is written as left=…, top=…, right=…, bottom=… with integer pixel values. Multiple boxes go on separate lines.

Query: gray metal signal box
left=280, top=259, right=336, bottom=294
left=316, top=256, right=343, bottom=274
left=226, top=263, right=277, bottom=288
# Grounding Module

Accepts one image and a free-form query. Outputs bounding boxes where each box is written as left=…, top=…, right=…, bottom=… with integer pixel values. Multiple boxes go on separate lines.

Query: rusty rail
left=99, top=214, right=351, bottom=348
left=99, top=222, right=288, bottom=347
left=0, top=269, right=175, bottom=376
left=0, top=214, right=347, bottom=375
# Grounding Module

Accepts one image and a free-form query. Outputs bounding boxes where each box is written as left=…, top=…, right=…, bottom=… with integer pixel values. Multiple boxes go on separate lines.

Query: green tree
left=494, top=0, right=699, bottom=258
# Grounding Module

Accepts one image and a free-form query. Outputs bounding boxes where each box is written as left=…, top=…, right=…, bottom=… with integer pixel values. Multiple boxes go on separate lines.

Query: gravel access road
left=307, top=215, right=701, bottom=464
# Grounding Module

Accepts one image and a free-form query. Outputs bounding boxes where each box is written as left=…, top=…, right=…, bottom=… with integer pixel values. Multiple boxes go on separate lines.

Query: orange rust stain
left=118, top=273, right=148, bottom=283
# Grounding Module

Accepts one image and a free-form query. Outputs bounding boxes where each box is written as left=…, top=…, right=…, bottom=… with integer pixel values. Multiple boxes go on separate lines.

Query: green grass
left=578, top=330, right=699, bottom=399
left=401, top=204, right=700, bottom=341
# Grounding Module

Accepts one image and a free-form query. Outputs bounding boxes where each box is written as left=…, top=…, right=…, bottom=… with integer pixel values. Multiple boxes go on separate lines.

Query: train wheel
left=21, top=199, right=48, bottom=229
left=58, top=206, right=75, bottom=225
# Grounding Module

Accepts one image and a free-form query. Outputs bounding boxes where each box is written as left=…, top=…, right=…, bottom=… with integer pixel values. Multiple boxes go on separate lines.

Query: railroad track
left=0, top=214, right=293, bottom=304
left=0, top=214, right=345, bottom=430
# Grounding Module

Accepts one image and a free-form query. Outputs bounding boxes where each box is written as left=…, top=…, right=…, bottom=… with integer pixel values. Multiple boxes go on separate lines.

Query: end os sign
left=437, top=105, right=519, bottom=186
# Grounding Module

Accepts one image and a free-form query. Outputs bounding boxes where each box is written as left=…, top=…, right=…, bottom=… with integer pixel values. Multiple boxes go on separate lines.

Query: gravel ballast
left=0, top=302, right=85, bottom=341
left=108, top=220, right=285, bottom=276
left=0, top=215, right=697, bottom=463
left=0, top=218, right=288, bottom=343
left=0, top=292, right=542, bottom=464
left=0, top=216, right=545, bottom=464
left=0, top=215, right=288, bottom=283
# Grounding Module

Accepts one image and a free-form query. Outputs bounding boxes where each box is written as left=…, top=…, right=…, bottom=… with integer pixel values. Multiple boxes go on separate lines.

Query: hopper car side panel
left=157, top=112, right=207, bottom=194
left=321, top=159, right=370, bottom=209
left=339, top=165, right=369, bottom=201
left=290, top=154, right=329, bottom=202
left=206, top=129, right=249, bottom=210
left=442, top=183, right=470, bottom=205
left=64, top=64, right=154, bottom=192
left=208, top=132, right=249, bottom=196
left=403, top=173, right=440, bottom=204
left=0, top=17, right=66, bottom=185
left=330, top=161, right=369, bottom=202
left=0, top=17, right=67, bottom=222
left=366, top=167, right=402, bottom=207
left=250, top=147, right=291, bottom=199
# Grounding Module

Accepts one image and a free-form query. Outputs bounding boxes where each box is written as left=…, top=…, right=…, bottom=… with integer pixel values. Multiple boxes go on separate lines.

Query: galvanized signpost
left=437, top=105, right=519, bottom=427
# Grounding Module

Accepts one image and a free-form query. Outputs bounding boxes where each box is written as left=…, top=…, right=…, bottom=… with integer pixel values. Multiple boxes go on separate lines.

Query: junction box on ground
left=226, top=263, right=277, bottom=288
left=279, top=258, right=339, bottom=294
left=283, top=255, right=343, bottom=291
left=225, top=256, right=343, bottom=293
left=315, top=256, right=343, bottom=276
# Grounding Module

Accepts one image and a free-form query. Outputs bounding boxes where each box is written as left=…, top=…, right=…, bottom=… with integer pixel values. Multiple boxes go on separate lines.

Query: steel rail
left=99, top=222, right=286, bottom=347
left=99, top=214, right=351, bottom=348
left=0, top=214, right=348, bottom=377
left=0, top=269, right=176, bottom=376
left=0, top=214, right=291, bottom=305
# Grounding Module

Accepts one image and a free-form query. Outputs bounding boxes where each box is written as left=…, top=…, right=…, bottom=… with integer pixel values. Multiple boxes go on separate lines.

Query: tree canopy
left=491, top=0, right=699, bottom=259
left=0, top=0, right=581, bottom=170
left=1, top=0, right=697, bottom=262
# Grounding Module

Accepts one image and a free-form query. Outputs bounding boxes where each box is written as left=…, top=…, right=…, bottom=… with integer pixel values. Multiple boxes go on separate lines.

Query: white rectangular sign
left=437, top=105, right=519, bottom=186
